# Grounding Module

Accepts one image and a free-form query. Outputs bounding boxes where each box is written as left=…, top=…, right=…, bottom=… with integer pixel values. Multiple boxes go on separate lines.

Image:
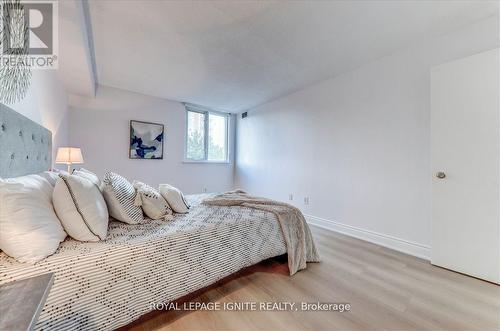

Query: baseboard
left=305, top=214, right=431, bottom=260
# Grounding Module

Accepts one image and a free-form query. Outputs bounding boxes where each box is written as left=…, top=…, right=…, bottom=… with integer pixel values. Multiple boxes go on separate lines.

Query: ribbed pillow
left=159, top=184, right=190, bottom=214
left=133, top=181, right=173, bottom=220
left=0, top=174, right=67, bottom=263
left=53, top=173, right=108, bottom=241
left=102, top=172, right=144, bottom=224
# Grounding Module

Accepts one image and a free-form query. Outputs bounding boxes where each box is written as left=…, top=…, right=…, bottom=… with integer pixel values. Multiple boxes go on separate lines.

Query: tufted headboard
left=0, top=103, right=52, bottom=178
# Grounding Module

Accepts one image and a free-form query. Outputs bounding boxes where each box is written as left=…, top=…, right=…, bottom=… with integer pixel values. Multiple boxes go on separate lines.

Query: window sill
left=182, top=160, right=231, bottom=165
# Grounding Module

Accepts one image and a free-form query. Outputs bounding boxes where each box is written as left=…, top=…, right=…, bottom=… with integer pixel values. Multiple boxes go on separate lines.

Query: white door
left=431, top=48, right=500, bottom=284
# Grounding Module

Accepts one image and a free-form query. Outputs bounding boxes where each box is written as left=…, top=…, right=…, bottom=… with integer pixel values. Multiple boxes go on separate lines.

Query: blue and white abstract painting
left=130, top=120, right=164, bottom=159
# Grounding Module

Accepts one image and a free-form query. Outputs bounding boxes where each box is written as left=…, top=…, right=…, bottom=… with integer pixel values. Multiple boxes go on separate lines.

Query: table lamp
left=55, top=147, right=84, bottom=173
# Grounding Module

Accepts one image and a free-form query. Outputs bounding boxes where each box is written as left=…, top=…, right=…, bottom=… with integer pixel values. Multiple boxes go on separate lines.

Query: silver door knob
left=436, top=172, right=446, bottom=179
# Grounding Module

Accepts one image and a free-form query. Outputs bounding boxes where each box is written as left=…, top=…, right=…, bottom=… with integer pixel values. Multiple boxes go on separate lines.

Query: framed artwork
left=129, top=120, right=164, bottom=159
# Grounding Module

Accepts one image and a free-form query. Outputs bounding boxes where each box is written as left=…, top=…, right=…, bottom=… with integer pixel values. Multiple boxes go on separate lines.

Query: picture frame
left=129, top=120, right=164, bottom=159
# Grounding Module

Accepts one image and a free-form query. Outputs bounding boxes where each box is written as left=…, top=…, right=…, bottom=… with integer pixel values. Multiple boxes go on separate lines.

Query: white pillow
left=38, top=171, right=60, bottom=187
left=0, top=174, right=67, bottom=263
left=74, top=168, right=102, bottom=191
left=133, top=181, right=173, bottom=220
left=102, top=172, right=144, bottom=224
left=53, top=173, right=108, bottom=241
left=159, top=184, right=190, bottom=214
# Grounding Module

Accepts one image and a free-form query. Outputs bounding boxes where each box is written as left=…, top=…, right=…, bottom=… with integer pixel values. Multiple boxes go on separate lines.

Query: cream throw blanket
left=202, top=190, right=320, bottom=275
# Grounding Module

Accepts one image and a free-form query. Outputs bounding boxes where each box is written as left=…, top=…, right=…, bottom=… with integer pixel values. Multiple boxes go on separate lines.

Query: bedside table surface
left=0, top=273, right=54, bottom=331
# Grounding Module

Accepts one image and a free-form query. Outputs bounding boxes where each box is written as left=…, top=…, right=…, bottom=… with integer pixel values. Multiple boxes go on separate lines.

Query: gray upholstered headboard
left=0, top=103, right=52, bottom=178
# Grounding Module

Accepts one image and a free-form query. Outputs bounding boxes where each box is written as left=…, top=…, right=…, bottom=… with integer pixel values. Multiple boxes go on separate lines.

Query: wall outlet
left=289, top=194, right=294, bottom=201
left=304, top=197, right=310, bottom=205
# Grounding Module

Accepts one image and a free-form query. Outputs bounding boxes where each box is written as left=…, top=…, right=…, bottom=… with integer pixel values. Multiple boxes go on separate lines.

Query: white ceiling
left=80, top=0, right=498, bottom=112
left=58, top=0, right=95, bottom=97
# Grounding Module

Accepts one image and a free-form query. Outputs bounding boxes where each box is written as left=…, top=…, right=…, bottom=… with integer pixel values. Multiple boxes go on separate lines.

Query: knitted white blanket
left=203, top=190, right=320, bottom=275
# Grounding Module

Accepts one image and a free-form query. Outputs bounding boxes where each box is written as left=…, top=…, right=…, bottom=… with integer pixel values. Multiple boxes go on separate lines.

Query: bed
left=0, top=104, right=287, bottom=330
left=0, top=196, right=286, bottom=330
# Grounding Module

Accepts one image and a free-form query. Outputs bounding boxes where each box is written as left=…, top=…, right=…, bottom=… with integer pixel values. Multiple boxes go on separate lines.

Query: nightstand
left=0, top=273, right=54, bottom=331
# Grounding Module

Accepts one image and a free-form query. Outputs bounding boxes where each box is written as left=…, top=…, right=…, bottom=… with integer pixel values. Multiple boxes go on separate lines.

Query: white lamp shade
left=55, top=147, right=84, bottom=164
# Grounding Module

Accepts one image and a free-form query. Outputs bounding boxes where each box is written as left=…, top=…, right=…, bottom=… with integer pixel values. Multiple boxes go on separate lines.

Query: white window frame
left=184, top=104, right=230, bottom=164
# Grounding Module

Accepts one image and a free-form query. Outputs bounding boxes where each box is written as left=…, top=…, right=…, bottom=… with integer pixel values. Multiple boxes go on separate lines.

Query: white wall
left=235, top=15, right=499, bottom=256
left=8, top=70, right=70, bottom=169
left=69, top=85, right=235, bottom=194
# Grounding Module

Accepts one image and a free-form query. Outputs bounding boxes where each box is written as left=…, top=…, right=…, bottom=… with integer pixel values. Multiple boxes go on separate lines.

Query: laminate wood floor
left=124, top=226, right=500, bottom=331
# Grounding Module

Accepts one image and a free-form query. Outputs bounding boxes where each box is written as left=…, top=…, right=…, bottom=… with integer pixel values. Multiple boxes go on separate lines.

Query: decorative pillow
left=74, top=168, right=102, bottom=191
left=53, top=173, right=108, bottom=241
left=38, top=170, right=60, bottom=187
left=102, top=172, right=144, bottom=224
left=159, top=184, right=190, bottom=214
left=133, top=181, right=173, bottom=220
left=0, top=174, right=67, bottom=263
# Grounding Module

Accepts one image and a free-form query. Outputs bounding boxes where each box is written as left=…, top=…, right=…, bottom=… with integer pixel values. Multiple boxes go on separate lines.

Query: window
left=185, top=104, right=229, bottom=162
